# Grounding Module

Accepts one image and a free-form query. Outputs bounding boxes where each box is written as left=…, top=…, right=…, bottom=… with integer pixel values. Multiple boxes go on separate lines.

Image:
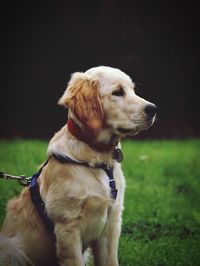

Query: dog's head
left=59, top=66, right=157, bottom=137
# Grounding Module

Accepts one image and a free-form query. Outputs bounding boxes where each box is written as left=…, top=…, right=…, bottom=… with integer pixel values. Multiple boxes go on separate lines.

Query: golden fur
left=0, top=66, right=156, bottom=266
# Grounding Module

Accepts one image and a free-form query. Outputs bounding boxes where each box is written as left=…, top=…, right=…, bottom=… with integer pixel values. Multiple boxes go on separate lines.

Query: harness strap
left=29, top=160, right=54, bottom=233
left=98, top=163, right=118, bottom=200
left=52, top=153, right=118, bottom=199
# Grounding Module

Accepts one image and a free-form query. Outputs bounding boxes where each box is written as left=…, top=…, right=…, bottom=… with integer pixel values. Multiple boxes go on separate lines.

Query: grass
left=0, top=139, right=200, bottom=265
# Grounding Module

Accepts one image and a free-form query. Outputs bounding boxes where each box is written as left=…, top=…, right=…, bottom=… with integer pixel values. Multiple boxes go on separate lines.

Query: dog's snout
left=144, top=104, right=157, bottom=118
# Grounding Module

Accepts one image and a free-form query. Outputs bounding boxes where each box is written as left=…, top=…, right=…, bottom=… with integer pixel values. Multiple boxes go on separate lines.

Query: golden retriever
left=0, top=66, right=156, bottom=266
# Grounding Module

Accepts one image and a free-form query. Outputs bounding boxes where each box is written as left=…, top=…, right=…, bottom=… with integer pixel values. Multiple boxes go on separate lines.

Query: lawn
left=0, top=139, right=200, bottom=265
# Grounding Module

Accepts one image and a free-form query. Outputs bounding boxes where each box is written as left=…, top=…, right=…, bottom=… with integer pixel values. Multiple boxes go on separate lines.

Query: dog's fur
left=0, top=66, right=156, bottom=266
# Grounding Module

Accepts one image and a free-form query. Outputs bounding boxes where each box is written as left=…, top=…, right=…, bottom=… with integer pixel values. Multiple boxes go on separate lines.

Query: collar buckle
left=112, top=148, right=124, bottom=163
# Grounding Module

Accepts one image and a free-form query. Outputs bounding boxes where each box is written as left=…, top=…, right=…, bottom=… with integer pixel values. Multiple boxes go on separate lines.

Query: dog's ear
left=58, top=72, right=104, bottom=131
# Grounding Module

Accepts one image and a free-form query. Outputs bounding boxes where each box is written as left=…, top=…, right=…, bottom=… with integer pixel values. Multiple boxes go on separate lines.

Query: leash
left=0, top=172, right=32, bottom=186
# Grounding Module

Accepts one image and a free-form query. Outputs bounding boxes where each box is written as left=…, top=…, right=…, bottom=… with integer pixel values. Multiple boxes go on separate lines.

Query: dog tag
left=112, top=148, right=123, bottom=163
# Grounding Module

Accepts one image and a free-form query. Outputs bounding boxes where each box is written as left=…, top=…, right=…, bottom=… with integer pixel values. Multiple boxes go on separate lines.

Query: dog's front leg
left=55, top=222, right=84, bottom=266
left=92, top=207, right=122, bottom=266
left=92, top=230, right=120, bottom=266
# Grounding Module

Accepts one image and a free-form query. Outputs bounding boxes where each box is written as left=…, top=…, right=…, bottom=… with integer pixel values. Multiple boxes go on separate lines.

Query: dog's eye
left=112, top=87, right=125, bottom=97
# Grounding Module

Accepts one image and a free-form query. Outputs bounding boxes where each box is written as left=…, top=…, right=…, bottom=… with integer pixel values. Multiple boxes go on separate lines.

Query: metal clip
left=0, top=172, right=31, bottom=187
left=18, top=175, right=32, bottom=186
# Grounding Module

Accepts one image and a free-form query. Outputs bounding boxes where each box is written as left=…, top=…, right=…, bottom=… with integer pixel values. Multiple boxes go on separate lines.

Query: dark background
left=1, top=0, right=199, bottom=139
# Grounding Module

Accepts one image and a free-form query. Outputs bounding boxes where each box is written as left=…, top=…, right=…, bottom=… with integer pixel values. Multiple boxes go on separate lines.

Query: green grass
left=0, top=139, right=200, bottom=265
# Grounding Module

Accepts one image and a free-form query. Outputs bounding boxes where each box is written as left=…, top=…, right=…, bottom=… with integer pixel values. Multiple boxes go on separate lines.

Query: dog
left=0, top=66, right=157, bottom=266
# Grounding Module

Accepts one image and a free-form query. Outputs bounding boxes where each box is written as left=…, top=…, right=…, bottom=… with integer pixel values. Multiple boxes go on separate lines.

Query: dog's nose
left=144, top=104, right=157, bottom=118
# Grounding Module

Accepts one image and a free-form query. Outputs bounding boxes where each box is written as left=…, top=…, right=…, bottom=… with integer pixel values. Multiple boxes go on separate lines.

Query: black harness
left=29, top=159, right=54, bottom=232
left=29, top=153, right=118, bottom=233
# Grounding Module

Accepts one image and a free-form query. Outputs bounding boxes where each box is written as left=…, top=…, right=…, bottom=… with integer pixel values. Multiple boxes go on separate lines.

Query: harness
left=1, top=152, right=121, bottom=233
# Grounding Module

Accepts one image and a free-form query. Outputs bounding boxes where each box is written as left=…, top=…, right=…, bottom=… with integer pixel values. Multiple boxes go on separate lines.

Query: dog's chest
left=80, top=169, right=115, bottom=245
left=81, top=194, right=113, bottom=249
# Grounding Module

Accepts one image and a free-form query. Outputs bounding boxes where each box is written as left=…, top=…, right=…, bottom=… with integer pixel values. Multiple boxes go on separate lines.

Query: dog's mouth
left=117, top=127, right=133, bottom=134
left=116, top=127, right=139, bottom=136
left=116, top=117, right=155, bottom=136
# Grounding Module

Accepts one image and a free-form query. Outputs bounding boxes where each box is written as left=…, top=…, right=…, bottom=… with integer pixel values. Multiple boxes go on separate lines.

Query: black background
left=1, top=0, right=199, bottom=139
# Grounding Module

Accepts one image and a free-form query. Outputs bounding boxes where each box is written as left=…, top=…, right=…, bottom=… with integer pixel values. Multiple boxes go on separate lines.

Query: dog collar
left=67, top=119, right=119, bottom=153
